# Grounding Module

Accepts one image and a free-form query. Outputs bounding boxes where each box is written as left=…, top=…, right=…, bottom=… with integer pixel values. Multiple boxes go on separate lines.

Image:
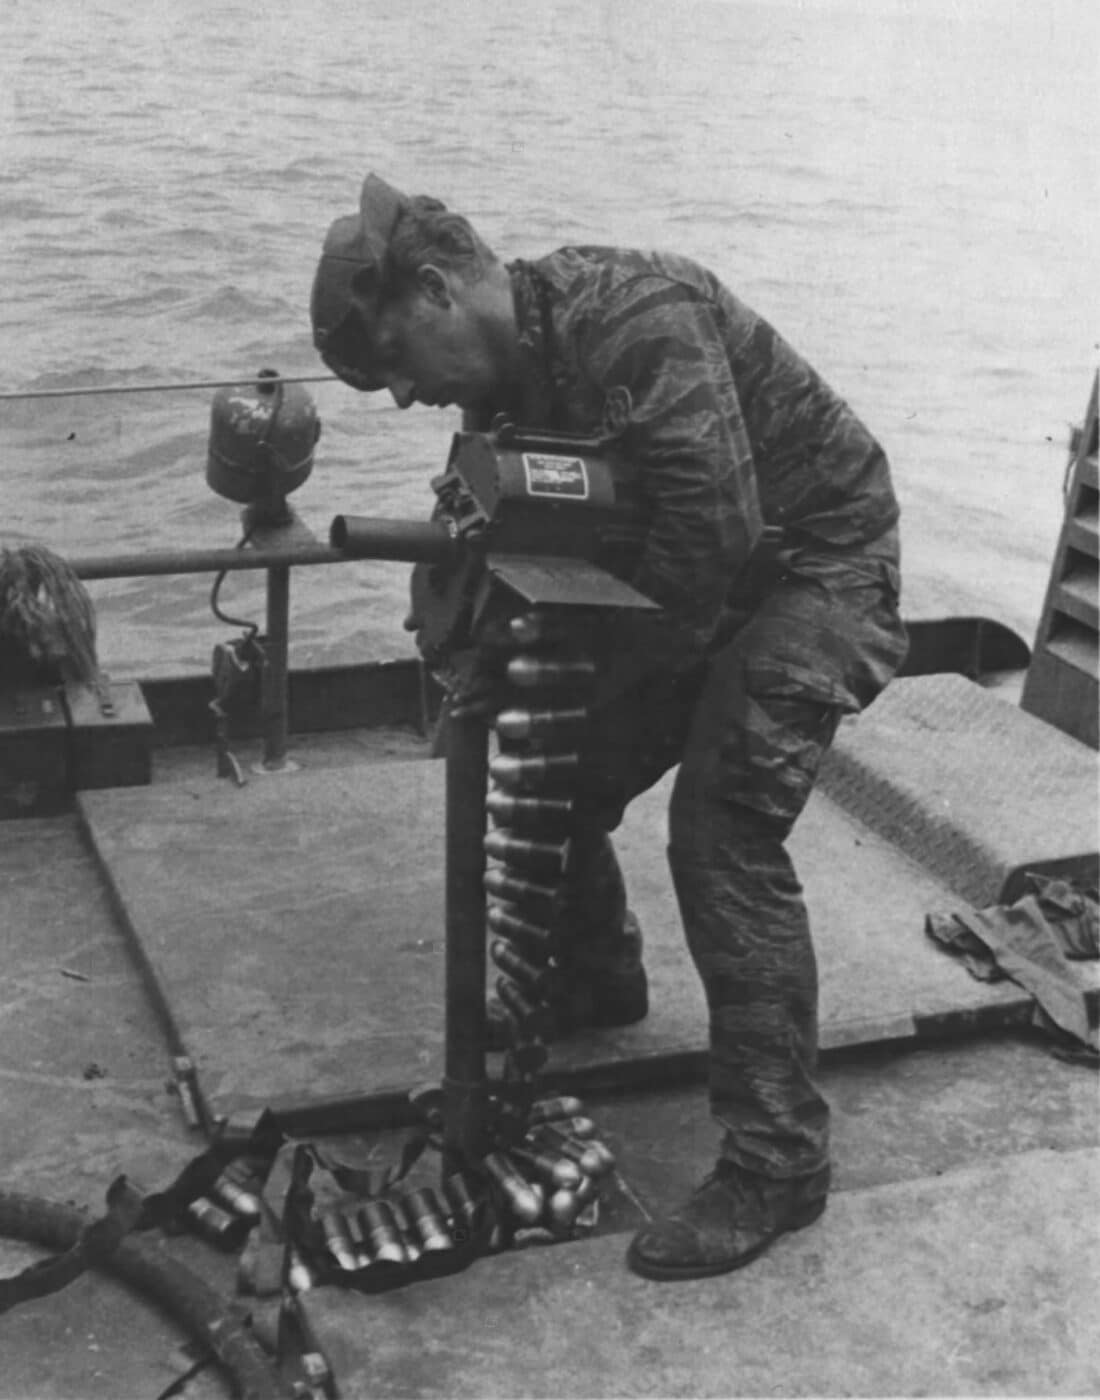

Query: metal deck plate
left=77, top=680, right=1097, bottom=1122
left=299, top=1146, right=1100, bottom=1398
left=820, top=673, right=1098, bottom=904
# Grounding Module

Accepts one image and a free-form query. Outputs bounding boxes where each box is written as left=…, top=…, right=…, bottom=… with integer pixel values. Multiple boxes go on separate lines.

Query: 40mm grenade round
left=483, top=830, right=568, bottom=878
left=483, top=1152, right=544, bottom=1225
left=483, top=868, right=559, bottom=919
left=489, top=752, right=580, bottom=791
left=485, top=792, right=574, bottom=830
left=494, top=706, right=589, bottom=742
left=486, top=905, right=555, bottom=960
left=506, top=656, right=596, bottom=690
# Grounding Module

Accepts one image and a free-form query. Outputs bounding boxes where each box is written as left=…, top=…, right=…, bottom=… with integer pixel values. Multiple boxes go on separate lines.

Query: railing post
left=244, top=505, right=318, bottom=774
left=262, top=563, right=291, bottom=770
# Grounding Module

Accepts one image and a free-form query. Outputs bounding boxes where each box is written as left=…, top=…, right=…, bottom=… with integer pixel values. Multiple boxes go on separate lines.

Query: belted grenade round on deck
left=206, top=369, right=321, bottom=517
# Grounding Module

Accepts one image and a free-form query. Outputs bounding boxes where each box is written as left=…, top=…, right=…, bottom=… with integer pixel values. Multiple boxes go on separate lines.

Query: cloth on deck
left=926, top=876, right=1099, bottom=1061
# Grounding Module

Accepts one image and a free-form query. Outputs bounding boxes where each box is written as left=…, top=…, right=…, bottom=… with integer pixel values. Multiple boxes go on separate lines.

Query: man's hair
left=381, top=197, right=496, bottom=299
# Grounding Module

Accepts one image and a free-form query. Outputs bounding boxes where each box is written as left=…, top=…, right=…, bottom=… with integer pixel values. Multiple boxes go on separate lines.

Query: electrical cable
left=0, top=374, right=338, bottom=402
left=210, top=527, right=261, bottom=638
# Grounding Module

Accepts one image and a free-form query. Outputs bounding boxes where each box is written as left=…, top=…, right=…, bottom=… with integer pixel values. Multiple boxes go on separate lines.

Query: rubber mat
left=819, top=673, right=1098, bottom=905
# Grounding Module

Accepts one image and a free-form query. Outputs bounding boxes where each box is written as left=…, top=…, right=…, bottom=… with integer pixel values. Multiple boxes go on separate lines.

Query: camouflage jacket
left=504, top=248, right=900, bottom=671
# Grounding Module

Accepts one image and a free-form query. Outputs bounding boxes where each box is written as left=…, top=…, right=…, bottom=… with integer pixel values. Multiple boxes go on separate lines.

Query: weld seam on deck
left=246, top=993, right=1052, bottom=1136
left=75, top=794, right=215, bottom=1132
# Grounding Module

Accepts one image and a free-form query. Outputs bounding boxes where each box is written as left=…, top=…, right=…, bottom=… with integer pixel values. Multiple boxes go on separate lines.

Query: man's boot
left=626, top=1160, right=829, bottom=1281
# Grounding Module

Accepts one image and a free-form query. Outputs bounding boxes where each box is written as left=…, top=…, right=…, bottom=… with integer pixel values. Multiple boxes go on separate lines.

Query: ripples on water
left=1, top=0, right=1096, bottom=675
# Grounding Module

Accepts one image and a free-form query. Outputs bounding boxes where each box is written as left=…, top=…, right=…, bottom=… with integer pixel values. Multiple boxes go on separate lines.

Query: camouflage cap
left=310, top=173, right=409, bottom=390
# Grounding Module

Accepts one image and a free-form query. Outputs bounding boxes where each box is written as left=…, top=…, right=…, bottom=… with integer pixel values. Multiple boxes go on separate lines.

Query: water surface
left=1, top=0, right=1095, bottom=674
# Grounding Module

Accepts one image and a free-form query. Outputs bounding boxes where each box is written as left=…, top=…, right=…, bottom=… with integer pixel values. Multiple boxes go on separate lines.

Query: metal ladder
left=1020, top=372, right=1099, bottom=748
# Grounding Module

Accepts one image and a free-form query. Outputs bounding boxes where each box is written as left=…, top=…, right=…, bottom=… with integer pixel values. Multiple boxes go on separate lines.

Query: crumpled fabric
left=926, top=875, right=1099, bottom=1062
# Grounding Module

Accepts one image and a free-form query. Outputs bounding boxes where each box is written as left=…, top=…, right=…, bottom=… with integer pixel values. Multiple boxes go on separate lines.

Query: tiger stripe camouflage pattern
left=503, top=247, right=908, bottom=1178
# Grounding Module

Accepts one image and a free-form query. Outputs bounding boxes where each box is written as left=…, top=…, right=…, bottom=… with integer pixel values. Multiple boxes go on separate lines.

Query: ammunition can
left=485, top=904, right=555, bottom=960
left=320, top=1210, right=360, bottom=1271
left=186, top=1196, right=251, bottom=1250
left=488, top=751, right=580, bottom=791
left=528, top=1095, right=586, bottom=1126
left=405, top=1188, right=454, bottom=1252
left=360, top=1200, right=407, bottom=1265
left=506, top=656, right=596, bottom=690
left=485, top=791, right=574, bottom=832
left=484, top=829, right=568, bottom=878
left=483, top=1152, right=544, bottom=1224
left=494, top=706, right=589, bottom=742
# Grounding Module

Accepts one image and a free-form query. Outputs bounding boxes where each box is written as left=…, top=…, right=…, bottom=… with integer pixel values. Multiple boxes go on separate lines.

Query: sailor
left=310, top=174, right=908, bottom=1281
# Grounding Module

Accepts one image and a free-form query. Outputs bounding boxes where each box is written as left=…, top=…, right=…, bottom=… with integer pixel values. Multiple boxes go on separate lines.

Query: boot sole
left=625, top=1196, right=827, bottom=1282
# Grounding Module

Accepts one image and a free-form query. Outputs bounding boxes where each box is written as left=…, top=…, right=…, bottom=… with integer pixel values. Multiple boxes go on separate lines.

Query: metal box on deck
left=0, top=687, right=69, bottom=818
left=63, top=680, right=154, bottom=790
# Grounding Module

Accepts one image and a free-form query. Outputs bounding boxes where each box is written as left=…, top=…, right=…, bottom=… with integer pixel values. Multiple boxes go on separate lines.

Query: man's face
left=368, top=275, right=501, bottom=413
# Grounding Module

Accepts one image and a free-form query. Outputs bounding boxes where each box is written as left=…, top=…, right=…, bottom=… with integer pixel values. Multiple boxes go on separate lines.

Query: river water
left=1, top=0, right=1096, bottom=677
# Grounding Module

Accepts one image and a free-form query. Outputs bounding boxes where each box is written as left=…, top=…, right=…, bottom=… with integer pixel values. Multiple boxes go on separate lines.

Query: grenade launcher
left=331, top=418, right=659, bottom=1162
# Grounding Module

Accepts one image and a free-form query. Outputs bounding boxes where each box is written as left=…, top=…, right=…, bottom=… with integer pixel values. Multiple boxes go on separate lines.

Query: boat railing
left=4, top=372, right=425, bottom=769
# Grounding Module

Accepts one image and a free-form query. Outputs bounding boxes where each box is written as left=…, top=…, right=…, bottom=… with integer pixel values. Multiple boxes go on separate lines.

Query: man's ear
left=416, top=265, right=452, bottom=308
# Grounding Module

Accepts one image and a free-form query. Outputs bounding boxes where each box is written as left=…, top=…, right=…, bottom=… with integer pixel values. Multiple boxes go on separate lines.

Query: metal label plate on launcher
left=522, top=453, right=590, bottom=500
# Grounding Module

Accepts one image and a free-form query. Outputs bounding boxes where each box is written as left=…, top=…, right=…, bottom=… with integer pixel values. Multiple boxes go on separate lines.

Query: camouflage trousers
left=555, top=527, right=908, bottom=1178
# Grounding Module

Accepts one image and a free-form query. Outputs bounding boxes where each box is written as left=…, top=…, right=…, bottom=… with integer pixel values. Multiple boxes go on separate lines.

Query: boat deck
left=1, top=674, right=1097, bottom=1397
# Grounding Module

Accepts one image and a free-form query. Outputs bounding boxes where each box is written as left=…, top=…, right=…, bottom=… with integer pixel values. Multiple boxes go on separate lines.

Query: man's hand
left=434, top=647, right=511, bottom=721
